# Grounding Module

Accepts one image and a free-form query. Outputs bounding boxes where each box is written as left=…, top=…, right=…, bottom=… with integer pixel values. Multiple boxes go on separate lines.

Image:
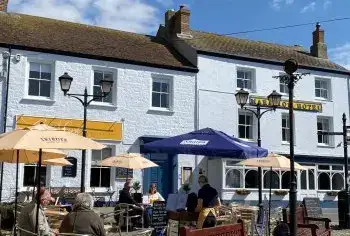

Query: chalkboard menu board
left=62, top=157, right=77, bottom=177
left=303, top=198, right=322, bottom=218
left=152, top=201, right=167, bottom=229
left=115, top=168, right=133, bottom=179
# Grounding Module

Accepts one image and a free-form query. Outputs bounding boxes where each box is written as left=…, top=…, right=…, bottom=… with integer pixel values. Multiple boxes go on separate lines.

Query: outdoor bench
left=179, top=220, right=245, bottom=236
left=282, top=205, right=331, bottom=236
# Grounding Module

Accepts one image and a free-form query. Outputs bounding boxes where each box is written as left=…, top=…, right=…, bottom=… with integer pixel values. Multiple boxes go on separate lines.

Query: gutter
left=198, top=50, right=350, bottom=76
left=0, top=45, right=11, bottom=202
left=0, top=43, right=199, bottom=73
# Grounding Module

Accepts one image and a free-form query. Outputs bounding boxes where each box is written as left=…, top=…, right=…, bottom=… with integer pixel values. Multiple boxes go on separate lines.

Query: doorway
left=143, top=153, right=173, bottom=200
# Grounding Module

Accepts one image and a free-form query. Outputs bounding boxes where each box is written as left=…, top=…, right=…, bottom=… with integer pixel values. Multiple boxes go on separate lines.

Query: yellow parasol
left=43, top=158, right=72, bottom=166
left=0, top=149, right=66, bottom=163
left=100, top=153, right=158, bottom=170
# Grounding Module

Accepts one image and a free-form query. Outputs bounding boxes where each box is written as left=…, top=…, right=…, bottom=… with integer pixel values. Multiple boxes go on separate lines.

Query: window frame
left=314, top=78, right=331, bottom=101
left=150, top=75, right=173, bottom=111
left=90, top=68, right=116, bottom=106
left=89, top=146, right=113, bottom=189
left=23, top=163, right=47, bottom=187
left=25, top=60, right=55, bottom=101
left=317, top=116, right=334, bottom=146
left=238, top=110, right=255, bottom=141
left=236, top=67, right=256, bottom=92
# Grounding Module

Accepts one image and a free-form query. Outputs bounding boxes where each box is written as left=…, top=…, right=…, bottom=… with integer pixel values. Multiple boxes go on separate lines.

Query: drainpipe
left=0, top=46, right=12, bottom=202
left=194, top=73, right=199, bottom=192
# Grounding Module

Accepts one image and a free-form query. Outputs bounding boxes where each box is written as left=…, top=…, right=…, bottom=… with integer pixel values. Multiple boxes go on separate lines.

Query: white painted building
left=159, top=6, right=350, bottom=206
left=0, top=11, right=197, bottom=202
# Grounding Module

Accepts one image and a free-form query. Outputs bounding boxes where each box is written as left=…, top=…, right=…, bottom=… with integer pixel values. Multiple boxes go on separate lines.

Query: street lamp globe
left=100, top=79, right=114, bottom=96
left=267, top=90, right=282, bottom=108
left=59, top=72, right=73, bottom=95
left=284, top=59, right=298, bottom=75
left=235, top=89, right=250, bottom=108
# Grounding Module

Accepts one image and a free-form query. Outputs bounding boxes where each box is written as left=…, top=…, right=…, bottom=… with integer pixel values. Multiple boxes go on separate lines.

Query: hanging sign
left=15, top=115, right=123, bottom=141
left=249, top=97, right=322, bottom=112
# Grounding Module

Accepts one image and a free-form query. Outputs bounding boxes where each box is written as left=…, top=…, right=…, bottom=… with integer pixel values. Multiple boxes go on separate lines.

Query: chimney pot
left=0, top=0, right=8, bottom=12
left=165, top=5, right=191, bottom=38
left=310, top=23, right=327, bottom=59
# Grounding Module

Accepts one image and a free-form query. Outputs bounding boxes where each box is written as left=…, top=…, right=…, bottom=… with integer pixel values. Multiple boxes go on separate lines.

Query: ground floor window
left=23, top=164, right=47, bottom=187
left=317, top=165, right=344, bottom=190
left=90, top=147, right=111, bottom=188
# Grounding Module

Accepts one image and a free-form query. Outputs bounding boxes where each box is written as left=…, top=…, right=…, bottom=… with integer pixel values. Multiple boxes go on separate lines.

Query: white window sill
left=281, top=141, right=296, bottom=146
left=317, top=144, right=335, bottom=148
left=239, top=138, right=256, bottom=144
left=148, top=107, right=174, bottom=114
left=88, top=187, right=112, bottom=193
left=236, top=88, right=256, bottom=94
left=89, top=101, right=117, bottom=109
left=314, top=97, right=331, bottom=102
left=21, top=96, right=55, bottom=104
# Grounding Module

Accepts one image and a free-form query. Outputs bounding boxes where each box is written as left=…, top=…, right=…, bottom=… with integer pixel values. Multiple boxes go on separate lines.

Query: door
left=143, top=153, right=173, bottom=200
left=299, top=166, right=317, bottom=199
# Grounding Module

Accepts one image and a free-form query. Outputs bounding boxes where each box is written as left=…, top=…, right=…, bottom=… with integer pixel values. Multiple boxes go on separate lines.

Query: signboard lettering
left=180, top=139, right=209, bottom=146
left=16, top=115, right=123, bottom=141
left=152, top=201, right=167, bottom=229
left=249, top=97, right=322, bottom=112
left=62, top=157, right=77, bottom=177
left=115, top=168, right=133, bottom=179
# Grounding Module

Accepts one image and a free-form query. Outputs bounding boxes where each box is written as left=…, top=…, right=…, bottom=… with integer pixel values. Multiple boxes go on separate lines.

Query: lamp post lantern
left=235, top=88, right=282, bottom=216
left=274, top=59, right=308, bottom=236
left=58, top=72, right=113, bottom=193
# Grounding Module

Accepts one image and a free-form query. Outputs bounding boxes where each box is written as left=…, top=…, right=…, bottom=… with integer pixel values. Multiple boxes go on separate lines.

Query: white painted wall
left=197, top=54, right=350, bottom=202
left=0, top=48, right=196, bottom=202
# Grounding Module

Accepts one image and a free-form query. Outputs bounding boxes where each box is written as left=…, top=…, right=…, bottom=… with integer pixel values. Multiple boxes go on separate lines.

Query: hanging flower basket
left=326, top=191, right=338, bottom=197
left=274, top=190, right=288, bottom=196
left=235, top=189, right=251, bottom=195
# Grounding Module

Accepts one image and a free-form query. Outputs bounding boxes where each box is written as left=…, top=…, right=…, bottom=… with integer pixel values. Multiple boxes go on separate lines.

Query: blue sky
left=8, top=0, right=350, bottom=68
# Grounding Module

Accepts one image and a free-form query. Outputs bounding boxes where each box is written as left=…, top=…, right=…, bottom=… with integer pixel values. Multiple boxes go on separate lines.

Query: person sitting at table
left=18, top=189, right=54, bottom=236
left=117, top=180, right=150, bottom=228
left=195, top=175, right=221, bottom=229
left=148, top=184, right=165, bottom=203
left=59, top=193, right=105, bottom=236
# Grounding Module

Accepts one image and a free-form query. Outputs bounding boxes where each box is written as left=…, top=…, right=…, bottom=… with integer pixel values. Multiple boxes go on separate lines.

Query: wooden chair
left=179, top=220, right=245, bottom=236
left=100, top=209, right=125, bottom=236
left=114, top=203, right=143, bottom=233
left=15, top=225, right=39, bottom=236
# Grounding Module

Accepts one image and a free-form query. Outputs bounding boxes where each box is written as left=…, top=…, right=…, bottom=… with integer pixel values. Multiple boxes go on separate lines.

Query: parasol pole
left=268, top=167, right=272, bottom=236
left=35, top=149, right=42, bottom=234
left=14, top=150, right=19, bottom=236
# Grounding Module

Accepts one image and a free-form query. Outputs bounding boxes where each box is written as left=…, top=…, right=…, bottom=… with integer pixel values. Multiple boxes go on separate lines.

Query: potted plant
left=235, top=189, right=251, bottom=195
left=326, top=191, right=338, bottom=197
left=182, top=183, right=191, bottom=194
left=274, top=190, right=288, bottom=196
left=132, top=181, right=143, bottom=203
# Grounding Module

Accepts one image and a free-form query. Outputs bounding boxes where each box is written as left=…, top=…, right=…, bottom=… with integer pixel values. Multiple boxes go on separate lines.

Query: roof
left=184, top=30, right=349, bottom=75
left=0, top=12, right=197, bottom=72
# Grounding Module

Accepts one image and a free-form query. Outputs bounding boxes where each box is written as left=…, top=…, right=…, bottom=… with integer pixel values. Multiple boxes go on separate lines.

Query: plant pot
left=326, top=191, right=338, bottom=197
left=235, top=189, right=251, bottom=195
left=274, top=191, right=288, bottom=196
left=133, top=193, right=143, bottom=203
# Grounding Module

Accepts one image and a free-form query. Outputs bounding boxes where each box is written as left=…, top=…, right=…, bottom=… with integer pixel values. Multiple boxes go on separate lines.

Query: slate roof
left=184, top=30, right=349, bottom=74
left=0, top=12, right=197, bottom=72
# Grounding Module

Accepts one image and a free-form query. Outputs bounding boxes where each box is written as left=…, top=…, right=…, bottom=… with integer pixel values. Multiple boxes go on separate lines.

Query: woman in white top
left=148, top=184, right=165, bottom=202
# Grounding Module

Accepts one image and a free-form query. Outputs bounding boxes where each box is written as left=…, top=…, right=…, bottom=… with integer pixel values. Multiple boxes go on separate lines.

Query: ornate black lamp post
left=58, top=72, right=113, bottom=192
left=235, top=89, right=282, bottom=214
left=274, top=59, right=308, bottom=236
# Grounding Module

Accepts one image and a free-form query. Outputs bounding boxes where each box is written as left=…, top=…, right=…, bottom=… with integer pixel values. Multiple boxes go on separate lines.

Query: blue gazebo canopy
left=143, top=128, right=268, bottom=159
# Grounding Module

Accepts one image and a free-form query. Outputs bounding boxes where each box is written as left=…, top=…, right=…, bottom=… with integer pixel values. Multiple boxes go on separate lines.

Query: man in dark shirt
left=195, top=176, right=221, bottom=229
left=116, top=181, right=150, bottom=228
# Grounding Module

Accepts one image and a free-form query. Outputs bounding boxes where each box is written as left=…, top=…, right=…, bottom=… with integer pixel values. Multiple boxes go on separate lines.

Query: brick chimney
left=310, top=23, right=328, bottom=59
left=0, top=0, right=8, bottom=12
left=165, top=5, right=192, bottom=39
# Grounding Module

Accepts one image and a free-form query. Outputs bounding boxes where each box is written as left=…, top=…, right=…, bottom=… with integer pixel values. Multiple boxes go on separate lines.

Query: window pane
left=318, top=165, right=330, bottom=170
left=332, top=165, right=343, bottom=170
left=239, top=114, right=245, bottom=124
left=104, top=73, right=113, bottom=81
left=103, top=93, right=112, bottom=103
left=91, top=150, right=101, bottom=163
left=94, top=71, right=103, bottom=85
left=264, top=171, right=279, bottom=189
left=332, top=173, right=344, bottom=190
left=282, top=118, right=287, bottom=127
left=315, top=80, right=320, bottom=88
left=161, top=83, right=169, bottom=93
left=237, top=71, right=244, bottom=79
left=245, top=170, right=258, bottom=188
left=238, top=126, right=245, bottom=139
left=93, top=86, right=103, bottom=102
left=246, top=115, right=252, bottom=125
left=90, top=167, right=100, bottom=187
left=152, top=93, right=161, bottom=107
left=153, top=82, right=161, bottom=92
left=30, top=63, right=40, bottom=72
left=225, top=169, right=243, bottom=188
left=309, top=171, right=315, bottom=190
left=245, top=126, right=251, bottom=139
left=40, top=64, right=51, bottom=73
left=102, top=148, right=112, bottom=159
left=40, top=80, right=51, bottom=97
left=318, top=173, right=330, bottom=190
left=160, top=94, right=169, bottom=108
left=28, top=79, right=39, bottom=96
left=100, top=168, right=111, bottom=187
left=317, top=121, right=323, bottom=130
left=301, top=171, right=307, bottom=190
left=237, top=79, right=243, bottom=89
left=23, top=165, right=46, bottom=186
left=245, top=79, right=251, bottom=90
left=315, top=89, right=321, bottom=97
left=29, top=71, right=40, bottom=79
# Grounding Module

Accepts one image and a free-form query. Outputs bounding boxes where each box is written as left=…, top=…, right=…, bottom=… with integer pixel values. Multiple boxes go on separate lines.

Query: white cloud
left=8, top=0, right=160, bottom=34
left=300, top=2, right=316, bottom=13
left=323, top=0, right=332, bottom=9
left=329, top=43, right=350, bottom=70
left=271, top=0, right=294, bottom=10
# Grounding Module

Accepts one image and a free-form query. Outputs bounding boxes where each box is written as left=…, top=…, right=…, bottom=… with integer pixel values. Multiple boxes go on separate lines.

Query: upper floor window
left=315, top=78, right=331, bottom=100
left=281, top=113, right=290, bottom=143
left=23, top=164, right=46, bottom=187
left=28, top=62, right=52, bottom=98
left=93, top=71, right=113, bottom=103
left=238, top=111, right=254, bottom=140
left=317, top=117, right=332, bottom=145
left=152, top=77, right=172, bottom=110
left=279, top=78, right=289, bottom=95
left=237, top=68, right=255, bottom=91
